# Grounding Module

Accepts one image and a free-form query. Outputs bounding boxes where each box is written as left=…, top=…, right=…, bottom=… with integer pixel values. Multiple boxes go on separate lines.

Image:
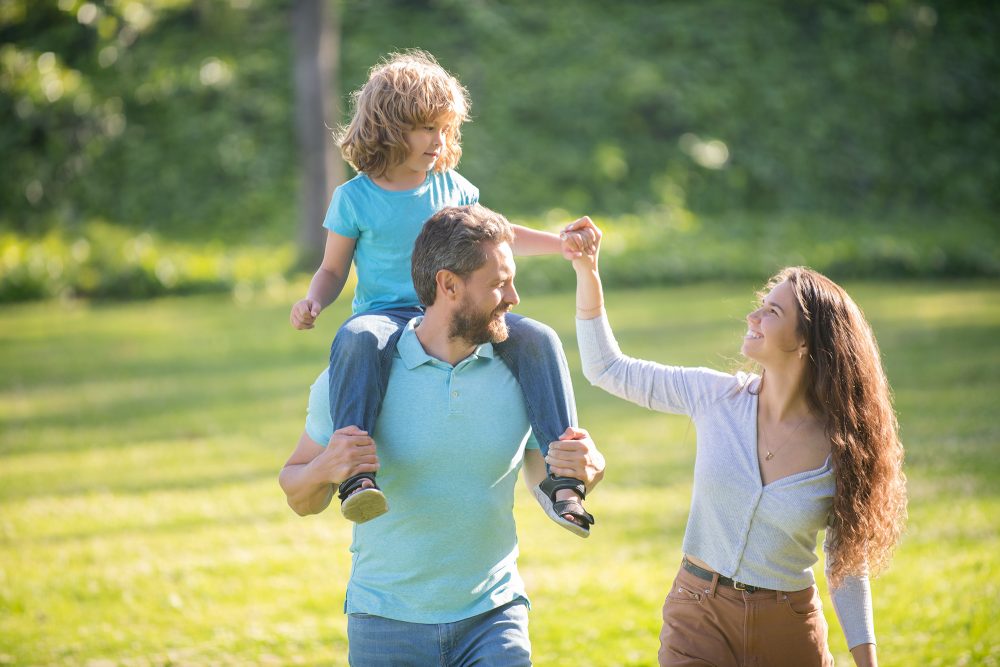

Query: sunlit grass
left=1, top=281, right=998, bottom=665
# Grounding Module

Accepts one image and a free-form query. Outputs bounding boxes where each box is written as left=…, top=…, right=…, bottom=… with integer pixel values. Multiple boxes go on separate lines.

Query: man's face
left=449, top=241, right=519, bottom=345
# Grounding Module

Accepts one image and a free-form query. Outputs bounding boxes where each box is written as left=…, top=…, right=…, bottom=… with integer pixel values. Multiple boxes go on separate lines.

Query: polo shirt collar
left=398, top=316, right=496, bottom=370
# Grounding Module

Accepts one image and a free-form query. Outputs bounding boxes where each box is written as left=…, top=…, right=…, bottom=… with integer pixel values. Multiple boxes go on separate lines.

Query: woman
left=569, top=232, right=906, bottom=666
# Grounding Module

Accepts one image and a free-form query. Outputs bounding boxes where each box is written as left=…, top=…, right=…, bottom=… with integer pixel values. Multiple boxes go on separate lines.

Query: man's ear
left=435, top=269, right=462, bottom=302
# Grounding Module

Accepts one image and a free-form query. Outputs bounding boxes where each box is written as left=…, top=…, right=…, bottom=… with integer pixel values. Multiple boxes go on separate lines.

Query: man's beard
left=449, top=297, right=511, bottom=345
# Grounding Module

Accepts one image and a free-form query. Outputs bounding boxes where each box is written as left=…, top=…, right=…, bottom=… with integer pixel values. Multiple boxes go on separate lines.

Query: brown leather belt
left=682, top=557, right=774, bottom=594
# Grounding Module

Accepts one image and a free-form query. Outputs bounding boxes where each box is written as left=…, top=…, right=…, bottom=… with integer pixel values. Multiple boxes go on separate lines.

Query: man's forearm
left=522, top=449, right=547, bottom=491
left=279, top=462, right=336, bottom=516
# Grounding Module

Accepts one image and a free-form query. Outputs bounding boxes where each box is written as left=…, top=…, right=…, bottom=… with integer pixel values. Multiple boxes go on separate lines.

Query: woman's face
left=741, top=279, right=805, bottom=364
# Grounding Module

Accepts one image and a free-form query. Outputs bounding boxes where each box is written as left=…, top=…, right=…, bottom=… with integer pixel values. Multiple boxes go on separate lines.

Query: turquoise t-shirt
left=304, top=318, right=537, bottom=623
left=323, top=171, right=480, bottom=315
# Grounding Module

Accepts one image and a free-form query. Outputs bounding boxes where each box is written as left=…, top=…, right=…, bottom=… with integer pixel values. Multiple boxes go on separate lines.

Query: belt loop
left=776, top=589, right=783, bottom=603
left=708, top=572, right=720, bottom=597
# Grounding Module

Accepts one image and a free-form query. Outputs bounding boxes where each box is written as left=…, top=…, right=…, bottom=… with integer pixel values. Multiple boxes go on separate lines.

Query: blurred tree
left=1, top=0, right=996, bottom=243
left=0, top=0, right=297, bottom=241
left=291, top=0, right=343, bottom=269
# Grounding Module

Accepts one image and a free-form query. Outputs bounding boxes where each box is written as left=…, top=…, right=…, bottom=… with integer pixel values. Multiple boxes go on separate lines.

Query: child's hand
left=290, top=298, right=322, bottom=329
left=559, top=216, right=601, bottom=260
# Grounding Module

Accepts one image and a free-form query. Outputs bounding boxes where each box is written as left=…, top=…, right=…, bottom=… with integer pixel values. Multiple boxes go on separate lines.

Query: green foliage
left=1, top=0, right=296, bottom=241
left=2, top=208, right=995, bottom=302
left=341, top=0, right=1000, bottom=217
left=2, top=0, right=998, bottom=244
left=513, top=210, right=1000, bottom=295
left=2, top=209, right=995, bottom=302
left=1, top=283, right=998, bottom=664
left=0, top=223, right=294, bottom=301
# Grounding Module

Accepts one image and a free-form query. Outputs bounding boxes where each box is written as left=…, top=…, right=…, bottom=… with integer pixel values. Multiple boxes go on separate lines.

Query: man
left=279, top=204, right=605, bottom=666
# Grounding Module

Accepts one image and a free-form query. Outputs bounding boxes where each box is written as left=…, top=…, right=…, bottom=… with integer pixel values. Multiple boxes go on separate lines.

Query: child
left=290, top=50, right=597, bottom=536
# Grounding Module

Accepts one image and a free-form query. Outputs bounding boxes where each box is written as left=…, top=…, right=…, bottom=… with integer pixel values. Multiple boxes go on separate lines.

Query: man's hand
left=559, top=216, right=601, bottom=260
left=290, top=298, right=322, bottom=330
left=545, top=426, right=606, bottom=494
left=309, top=425, right=379, bottom=486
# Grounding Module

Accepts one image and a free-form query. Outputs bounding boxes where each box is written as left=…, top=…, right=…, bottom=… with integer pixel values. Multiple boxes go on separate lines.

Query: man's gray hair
left=411, top=204, right=515, bottom=306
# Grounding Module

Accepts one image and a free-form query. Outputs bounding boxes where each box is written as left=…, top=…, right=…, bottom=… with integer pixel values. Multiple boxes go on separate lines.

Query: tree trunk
left=292, top=0, right=344, bottom=270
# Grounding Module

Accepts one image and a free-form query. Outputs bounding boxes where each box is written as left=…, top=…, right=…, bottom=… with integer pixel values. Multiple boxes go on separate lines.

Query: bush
left=510, top=211, right=1000, bottom=295
left=0, top=223, right=294, bottom=302
left=2, top=2, right=997, bottom=241
left=2, top=212, right=995, bottom=304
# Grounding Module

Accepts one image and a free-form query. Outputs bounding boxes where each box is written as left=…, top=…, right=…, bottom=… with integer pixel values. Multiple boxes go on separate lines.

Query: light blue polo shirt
left=323, top=170, right=479, bottom=315
left=305, top=317, right=537, bottom=623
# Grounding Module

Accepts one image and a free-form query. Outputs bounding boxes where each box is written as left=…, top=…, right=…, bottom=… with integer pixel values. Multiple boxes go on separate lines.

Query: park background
left=1, top=0, right=998, bottom=665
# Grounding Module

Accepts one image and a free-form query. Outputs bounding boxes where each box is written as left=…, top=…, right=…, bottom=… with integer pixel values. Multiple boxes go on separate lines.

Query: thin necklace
left=761, top=414, right=808, bottom=461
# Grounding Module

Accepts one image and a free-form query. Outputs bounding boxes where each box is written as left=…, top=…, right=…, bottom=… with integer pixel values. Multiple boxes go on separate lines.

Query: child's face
left=400, top=117, right=452, bottom=174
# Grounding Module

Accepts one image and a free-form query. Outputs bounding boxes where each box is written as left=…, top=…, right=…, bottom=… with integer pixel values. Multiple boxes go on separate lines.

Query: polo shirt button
left=451, top=390, right=458, bottom=397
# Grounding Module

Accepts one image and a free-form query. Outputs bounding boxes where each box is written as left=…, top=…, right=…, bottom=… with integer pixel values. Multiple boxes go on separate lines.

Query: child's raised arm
left=290, top=231, right=357, bottom=330
left=510, top=216, right=599, bottom=259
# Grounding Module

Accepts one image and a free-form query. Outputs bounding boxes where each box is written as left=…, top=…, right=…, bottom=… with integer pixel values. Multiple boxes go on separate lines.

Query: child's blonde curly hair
left=338, top=50, right=470, bottom=178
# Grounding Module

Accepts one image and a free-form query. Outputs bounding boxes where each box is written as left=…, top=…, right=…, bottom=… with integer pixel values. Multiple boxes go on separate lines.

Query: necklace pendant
left=765, top=452, right=774, bottom=461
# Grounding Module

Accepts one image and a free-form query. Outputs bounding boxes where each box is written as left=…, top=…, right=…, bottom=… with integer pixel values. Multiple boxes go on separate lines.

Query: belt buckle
left=733, top=580, right=748, bottom=591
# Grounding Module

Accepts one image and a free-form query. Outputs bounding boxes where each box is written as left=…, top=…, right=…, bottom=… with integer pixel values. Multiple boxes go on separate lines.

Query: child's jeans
left=328, top=307, right=578, bottom=463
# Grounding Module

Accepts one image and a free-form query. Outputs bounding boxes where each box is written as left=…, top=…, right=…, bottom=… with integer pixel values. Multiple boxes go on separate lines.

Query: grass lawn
left=1, top=280, right=998, bottom=666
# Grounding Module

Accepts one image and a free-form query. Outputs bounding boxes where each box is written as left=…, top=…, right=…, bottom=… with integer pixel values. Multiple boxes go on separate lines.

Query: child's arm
left=510, top=216, right=599, bottom=259
left=290, top=231, right=356, bottom=330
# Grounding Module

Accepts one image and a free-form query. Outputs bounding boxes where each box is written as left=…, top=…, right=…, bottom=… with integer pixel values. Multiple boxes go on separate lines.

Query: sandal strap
left=538, top=474, right=587, bottom=501
left=552, top=498, right=595, bottom=528
left=338, top=473, right=378, bottom=502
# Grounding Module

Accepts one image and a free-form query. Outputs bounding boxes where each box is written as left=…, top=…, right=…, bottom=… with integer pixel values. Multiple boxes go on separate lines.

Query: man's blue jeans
left=346, top=598, right=531, bottom=666
left=328, top=308, right=578, bottom=460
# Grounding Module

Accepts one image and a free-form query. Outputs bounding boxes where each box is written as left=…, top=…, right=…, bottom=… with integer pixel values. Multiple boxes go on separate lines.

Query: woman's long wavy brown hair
left=768, top=267, right=907, bottom=586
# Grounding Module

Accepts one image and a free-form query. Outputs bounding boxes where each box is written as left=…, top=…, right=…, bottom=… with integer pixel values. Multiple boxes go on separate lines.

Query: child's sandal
left=532, top=474, right=595, bottom=538
left=338, top=473, right=388, bottom=524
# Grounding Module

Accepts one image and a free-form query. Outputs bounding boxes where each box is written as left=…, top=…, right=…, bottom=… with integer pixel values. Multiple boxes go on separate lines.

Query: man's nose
left=505, top=284, right=520, bottom=307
